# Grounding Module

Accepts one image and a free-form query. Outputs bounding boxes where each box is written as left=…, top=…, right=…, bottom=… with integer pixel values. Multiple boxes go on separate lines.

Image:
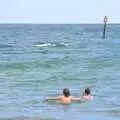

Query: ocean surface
left=0, top=24, right=120, bottom=120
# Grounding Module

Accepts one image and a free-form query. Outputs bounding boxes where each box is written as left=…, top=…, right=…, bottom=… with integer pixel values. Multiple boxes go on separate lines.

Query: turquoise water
left=0, top=24, right=120, bottom=120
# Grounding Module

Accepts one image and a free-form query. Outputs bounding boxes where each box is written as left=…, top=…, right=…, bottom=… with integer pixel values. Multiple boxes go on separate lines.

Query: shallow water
left=0, top=24, right=120, bottom=120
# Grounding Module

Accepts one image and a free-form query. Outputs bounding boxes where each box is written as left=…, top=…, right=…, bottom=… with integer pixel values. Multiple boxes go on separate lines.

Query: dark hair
left=85, top=88, right=91, bottom=95
left=63, top=88, right=70, bottom=97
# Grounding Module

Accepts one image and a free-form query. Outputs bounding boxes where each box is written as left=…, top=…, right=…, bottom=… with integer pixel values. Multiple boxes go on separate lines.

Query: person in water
left=81, top=88, right=93, bottom=100
left=44, top=88, right=80, bottom=104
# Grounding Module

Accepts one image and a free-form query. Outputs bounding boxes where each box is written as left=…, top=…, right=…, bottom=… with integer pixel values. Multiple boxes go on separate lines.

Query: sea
left=0, top=24, right=120, bottom=120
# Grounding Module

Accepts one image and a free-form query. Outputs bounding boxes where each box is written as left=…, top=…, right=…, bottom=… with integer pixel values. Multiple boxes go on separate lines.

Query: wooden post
left=103, top=16, right=108, bottom=39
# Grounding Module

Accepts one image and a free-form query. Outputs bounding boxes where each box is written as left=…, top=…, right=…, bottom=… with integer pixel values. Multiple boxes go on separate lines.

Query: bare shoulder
left=59, top=96, right=64, bottom=99
left=82, top=95, right=94, bottom=100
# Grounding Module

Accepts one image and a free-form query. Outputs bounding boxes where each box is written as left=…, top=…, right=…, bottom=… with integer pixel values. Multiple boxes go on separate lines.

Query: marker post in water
left=103, top=16, right=108, bottom=39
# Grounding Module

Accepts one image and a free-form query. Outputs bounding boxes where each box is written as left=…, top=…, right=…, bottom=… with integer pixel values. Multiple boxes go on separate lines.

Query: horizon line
left=0, top=22, right=120, bottom=24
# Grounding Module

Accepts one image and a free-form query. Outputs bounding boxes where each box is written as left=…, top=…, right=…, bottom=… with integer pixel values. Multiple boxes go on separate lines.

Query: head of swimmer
left=63, top=88, right=71, bottom=97
left=84, top=88, right=91, bottom=95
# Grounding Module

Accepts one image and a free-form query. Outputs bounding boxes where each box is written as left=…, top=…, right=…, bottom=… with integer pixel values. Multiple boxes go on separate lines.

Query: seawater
left=0, top=24, right=120, bottom=120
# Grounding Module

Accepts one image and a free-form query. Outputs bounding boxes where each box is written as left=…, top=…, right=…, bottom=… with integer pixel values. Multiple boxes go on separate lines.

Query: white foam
left=35, top=43, right=54, bottom=47
left=35, top=42, right=68, bottom=47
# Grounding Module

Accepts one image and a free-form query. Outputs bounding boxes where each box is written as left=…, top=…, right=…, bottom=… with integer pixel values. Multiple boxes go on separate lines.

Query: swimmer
left=81, top=88, right=94, bottom=100
left=44, top=88, right=81, bottom=104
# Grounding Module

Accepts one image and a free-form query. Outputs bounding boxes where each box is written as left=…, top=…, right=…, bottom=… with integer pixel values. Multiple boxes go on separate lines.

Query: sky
left=0, top=0, right=120, bottom=23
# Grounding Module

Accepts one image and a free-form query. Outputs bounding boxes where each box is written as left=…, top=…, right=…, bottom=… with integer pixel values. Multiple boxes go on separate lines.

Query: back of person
left=61, top=88, right=71, bottom=104
left=60, top=96, right=72, bottom=104
left=44, top=88, right=81, bottom=104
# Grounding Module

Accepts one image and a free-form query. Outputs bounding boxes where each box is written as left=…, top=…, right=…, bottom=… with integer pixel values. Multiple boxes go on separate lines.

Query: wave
left=0, top=44, right=14, bottom=49
left=34, top=42, right=68, bottom=48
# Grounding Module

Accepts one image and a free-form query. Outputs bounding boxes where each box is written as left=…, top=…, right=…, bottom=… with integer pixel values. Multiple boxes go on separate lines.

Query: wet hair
left=63, top=88, right=70, bottom=97
left=84, top=88, right=91, bottom=95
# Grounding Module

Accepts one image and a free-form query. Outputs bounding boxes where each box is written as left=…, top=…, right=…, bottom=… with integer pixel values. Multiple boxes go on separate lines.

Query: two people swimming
left=44, top=88, right=93, bottom=104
